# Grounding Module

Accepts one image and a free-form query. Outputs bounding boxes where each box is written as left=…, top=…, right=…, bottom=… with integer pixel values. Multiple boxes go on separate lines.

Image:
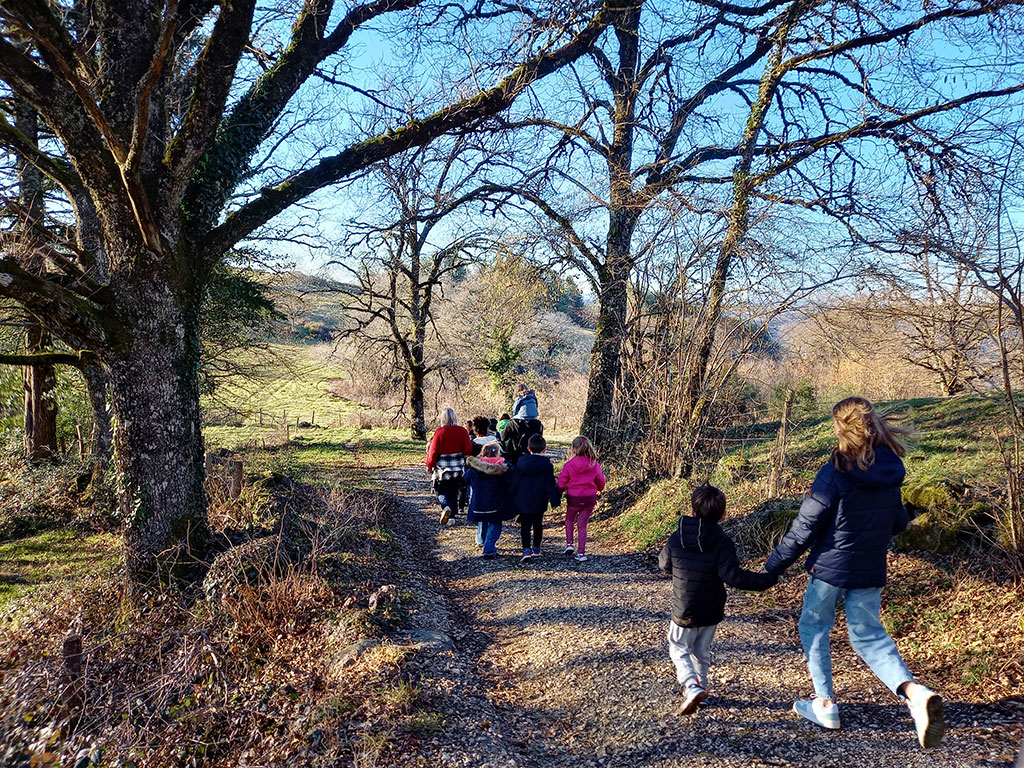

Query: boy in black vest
left=658, top=485, right=777, bottom=714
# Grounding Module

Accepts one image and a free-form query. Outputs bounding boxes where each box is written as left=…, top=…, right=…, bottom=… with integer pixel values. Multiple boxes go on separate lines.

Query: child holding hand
left=557, top=436, right=605, bottom=562
left=659, top=485, right=777, bottom=714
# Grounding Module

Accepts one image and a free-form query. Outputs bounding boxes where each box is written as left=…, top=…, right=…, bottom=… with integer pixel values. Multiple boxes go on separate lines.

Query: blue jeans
left=480, top=520, right=502, bottom=555
left=799, top=577, right=914, bottom=700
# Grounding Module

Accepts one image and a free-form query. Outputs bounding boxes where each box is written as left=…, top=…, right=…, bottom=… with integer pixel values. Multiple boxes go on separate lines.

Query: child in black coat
left=508, top=434, right=560, bottom=563
left=658, top=485, right=777, bottom=714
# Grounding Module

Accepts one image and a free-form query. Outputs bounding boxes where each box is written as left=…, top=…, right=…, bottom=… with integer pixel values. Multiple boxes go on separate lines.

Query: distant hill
left=262, top=270, right=358, bottom=341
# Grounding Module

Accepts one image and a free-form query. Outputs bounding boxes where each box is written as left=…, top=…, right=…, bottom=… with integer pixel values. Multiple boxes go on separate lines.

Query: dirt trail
left=383, top=466, right=1022, bottom=768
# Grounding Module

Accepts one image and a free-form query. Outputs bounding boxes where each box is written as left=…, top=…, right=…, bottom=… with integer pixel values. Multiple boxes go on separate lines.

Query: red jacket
left=425, top=425, right=473, bottom=470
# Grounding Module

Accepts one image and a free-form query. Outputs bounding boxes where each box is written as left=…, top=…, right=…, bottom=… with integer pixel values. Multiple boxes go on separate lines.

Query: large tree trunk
left=108, top=281, right=208, bottom=579
left=580, top=211, right=636, bottom=448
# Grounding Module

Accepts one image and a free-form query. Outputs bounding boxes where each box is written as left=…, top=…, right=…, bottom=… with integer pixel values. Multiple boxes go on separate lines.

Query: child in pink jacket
left=557, top=435, right=606, bottom=562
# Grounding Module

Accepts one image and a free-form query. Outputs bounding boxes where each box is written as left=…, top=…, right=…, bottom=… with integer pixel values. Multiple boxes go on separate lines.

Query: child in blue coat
left=464, top=443, right=516, bottom=557
left=765, top=396, right=945, bottom=749
left=508, top=434, right=560, bottom=563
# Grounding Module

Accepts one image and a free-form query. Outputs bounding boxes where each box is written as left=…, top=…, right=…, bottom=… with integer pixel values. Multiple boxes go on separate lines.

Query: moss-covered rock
left=895, top=477, right=992, bottom=553
left=718, top=452, right=754, bottom=483
left=740, top=497, right=800, bottom=555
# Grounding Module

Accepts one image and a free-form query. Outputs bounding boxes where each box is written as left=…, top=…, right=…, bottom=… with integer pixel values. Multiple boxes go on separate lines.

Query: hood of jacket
left=842, top=444, right=905, bottom=488
left=515, top=453, right=552, bottom=475
left=468, top=455, right=508, bottom=475
left=677, top=515, right=724, bottom=553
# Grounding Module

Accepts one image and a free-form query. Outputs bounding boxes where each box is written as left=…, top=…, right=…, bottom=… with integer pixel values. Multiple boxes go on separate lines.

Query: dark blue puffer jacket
left=507, top=453, right=561, bottom=518
left=765, top=445, right=909, bottom=589
left=464, top=456, right=517, bottom=523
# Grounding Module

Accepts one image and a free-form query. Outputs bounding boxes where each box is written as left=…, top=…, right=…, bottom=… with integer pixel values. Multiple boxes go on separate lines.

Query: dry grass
left=0, top=480, right=417, bottom=767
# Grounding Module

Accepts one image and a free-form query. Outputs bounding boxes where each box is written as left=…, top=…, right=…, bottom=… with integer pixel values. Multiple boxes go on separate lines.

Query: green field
left=203, top=343, right=420, bottom=486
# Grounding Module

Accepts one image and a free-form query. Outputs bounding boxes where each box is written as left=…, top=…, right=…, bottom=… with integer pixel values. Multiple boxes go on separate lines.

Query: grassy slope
left=0, top=530, right=119, bottom=610
left=612, top=395, right=1009, bottom=551
left=204, top=343, right=420, bottom=487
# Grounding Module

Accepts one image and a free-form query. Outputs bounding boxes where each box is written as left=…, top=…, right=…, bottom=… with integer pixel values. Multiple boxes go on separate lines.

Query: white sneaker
left=793, top=698, right=840, bottom=730
left=679, top=686, right=708, bottom=715
left=563, top=544, right=574, bottom=555
left=574, top=552, right=588, bottom=562
left=906, top=686, right=946, bottom=748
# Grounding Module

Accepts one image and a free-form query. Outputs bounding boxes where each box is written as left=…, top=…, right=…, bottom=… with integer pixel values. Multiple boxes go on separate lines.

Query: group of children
left=424, top=384, right=606, bottom=564
left=464, top=433, right=605, bottom=563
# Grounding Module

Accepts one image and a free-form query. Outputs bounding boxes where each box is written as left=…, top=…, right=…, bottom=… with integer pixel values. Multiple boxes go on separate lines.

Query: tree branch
left=0, top=350, right=95, bottom=368
left=202, top=0, right=623, bottom=258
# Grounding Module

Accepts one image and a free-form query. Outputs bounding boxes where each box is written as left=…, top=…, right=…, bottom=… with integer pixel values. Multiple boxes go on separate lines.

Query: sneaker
left=520, top=550, right=533, bottom=564
left=439, top=507, right=452, bottom=525
left=482, top=552, right=497, bottom=559
left=563, top=544, right=575, bottom=555
left=906, top=686, right=946, bottom=749
left=679, top=686, right=708, bottom=715
left=531, top=548, right=542, bottom=557
left=793, top=698, right=840, bottom=730
left=574, top=553, right=588, bottom=562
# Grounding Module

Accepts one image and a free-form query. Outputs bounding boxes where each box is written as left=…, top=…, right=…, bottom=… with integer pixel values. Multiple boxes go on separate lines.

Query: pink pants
left=565, top=494, right=597, bottom=554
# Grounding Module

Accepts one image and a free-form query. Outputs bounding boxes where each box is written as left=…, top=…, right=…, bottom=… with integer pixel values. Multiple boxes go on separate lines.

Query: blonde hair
left=440, top=407, right=458, bottom=427
left=830, top=397, right=911, bottom=471
left=571, top=435, right=598, bottom=467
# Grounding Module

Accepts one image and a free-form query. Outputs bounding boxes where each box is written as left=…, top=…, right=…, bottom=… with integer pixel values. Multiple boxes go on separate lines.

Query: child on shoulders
left=512, top=383, right=539, bottom=420
left=556, top=435, right=605, bottom=562
left=659, top=484, right=776, bottom=714
left=508, top=434, right=560, bottom=564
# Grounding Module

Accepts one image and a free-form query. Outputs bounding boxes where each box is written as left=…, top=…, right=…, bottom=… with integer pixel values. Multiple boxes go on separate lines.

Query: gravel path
left=383, top=466, right=1023, bottom=768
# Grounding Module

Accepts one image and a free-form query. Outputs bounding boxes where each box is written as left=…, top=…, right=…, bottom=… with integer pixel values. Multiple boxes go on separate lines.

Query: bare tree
left=482, top=0, right=1024, bottom=451
left=336, top=139, right=497, bottom=439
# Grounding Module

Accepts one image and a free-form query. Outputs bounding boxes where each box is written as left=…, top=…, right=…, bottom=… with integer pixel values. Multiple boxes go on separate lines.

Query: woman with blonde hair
left=424, top=407, right=472, bottom=525
left=765, top=397, right=945, bottom=749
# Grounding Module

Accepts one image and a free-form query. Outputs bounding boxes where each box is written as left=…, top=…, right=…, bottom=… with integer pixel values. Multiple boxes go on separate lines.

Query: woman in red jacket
left=425, top=407, right=473, bottom=525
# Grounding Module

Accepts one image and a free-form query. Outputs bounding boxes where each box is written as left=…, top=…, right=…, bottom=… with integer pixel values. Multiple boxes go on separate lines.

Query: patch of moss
left=740, top=498, right=801, bottom=555
left=895, top=477, right=992, bottom=553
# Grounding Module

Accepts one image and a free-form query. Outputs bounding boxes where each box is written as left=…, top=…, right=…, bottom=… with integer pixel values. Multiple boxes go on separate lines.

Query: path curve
left=383, top=465, right=1021, bottom=768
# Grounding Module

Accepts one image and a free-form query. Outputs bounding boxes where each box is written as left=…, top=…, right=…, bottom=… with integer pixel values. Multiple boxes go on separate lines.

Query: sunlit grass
left=0, top=529, right=119, bottom=609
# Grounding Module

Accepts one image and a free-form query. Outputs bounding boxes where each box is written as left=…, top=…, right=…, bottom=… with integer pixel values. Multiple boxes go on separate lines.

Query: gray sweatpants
left=667, top=621, right=717, bottom=690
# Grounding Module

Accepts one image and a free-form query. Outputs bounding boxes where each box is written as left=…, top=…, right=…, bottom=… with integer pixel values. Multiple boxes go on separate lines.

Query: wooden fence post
left=311, top=410, right=315, bottom=426
left=61, top=634, right=83, bottom=729
left=259, top=408, right=263, bottom=426
left=204, top=451, right=215, bottom=478
left=285, top=423, right=290, bottom=441
left=229, top=459, right=244, bottom=500
left=766, top=388, right=794, bottom=499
